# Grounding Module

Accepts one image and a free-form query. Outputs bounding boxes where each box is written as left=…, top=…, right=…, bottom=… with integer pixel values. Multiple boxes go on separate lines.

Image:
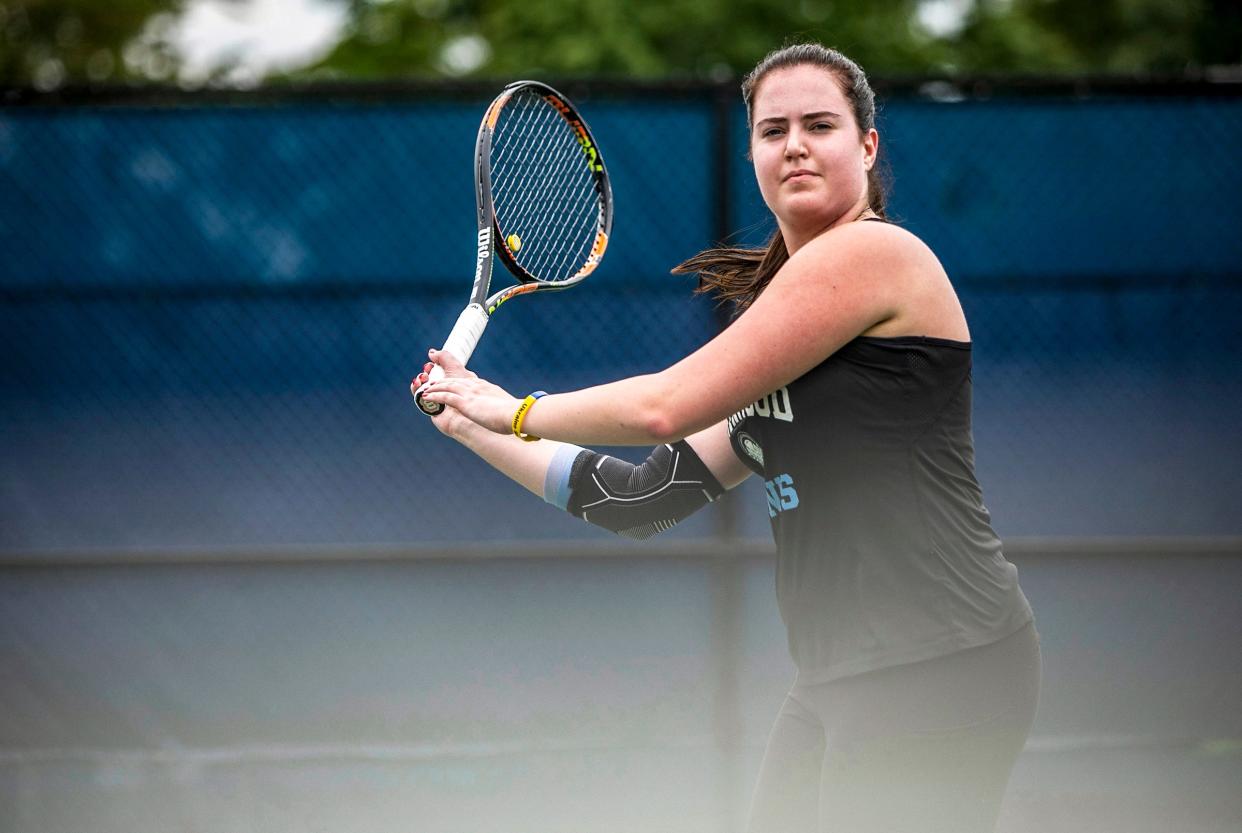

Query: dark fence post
left=708, top=78, right=747, bottom=831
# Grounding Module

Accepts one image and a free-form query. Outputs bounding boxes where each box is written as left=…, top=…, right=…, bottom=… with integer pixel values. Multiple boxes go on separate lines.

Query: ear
left=862, top=128, right=879, bottom=171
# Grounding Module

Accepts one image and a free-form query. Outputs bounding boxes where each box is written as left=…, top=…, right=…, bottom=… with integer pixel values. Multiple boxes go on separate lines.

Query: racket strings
left=493, top=96, right=596, bottom=278
left=498, top=104, right=584, bottom=255
left=490, top=91, right=603, bottom=282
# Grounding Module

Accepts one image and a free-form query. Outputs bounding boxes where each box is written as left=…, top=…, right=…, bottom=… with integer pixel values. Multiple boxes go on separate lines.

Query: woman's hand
left=409, top=350, right=483, bottom=439
left=412, top=349, right=522, bottom=437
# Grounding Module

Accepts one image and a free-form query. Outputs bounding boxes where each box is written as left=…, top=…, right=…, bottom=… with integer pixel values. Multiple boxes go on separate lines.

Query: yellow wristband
left=512, top=390, right=547, bottom=442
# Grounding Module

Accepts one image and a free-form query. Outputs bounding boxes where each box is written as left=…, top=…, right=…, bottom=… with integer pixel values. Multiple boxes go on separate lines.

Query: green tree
left=301, top=0, right=1238, bottom=81
left=1, top=0, right=1237, bottom=88
left=302, top=0, right=948, bottom=80
left=943, top=0, right=1239, bottom=74
left=1, top=0, right=183, bottom=87
left=1194, top=0, right=1242, bottom=68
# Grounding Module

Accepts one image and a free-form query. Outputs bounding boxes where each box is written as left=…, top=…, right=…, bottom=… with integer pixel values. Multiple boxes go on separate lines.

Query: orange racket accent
left=487, top=282, right=541, bottom=313
left=484, top=93, right=510, bottom=130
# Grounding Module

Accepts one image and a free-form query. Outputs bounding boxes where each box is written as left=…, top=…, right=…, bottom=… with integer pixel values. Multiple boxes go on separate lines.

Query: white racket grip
left=440, top=303, right=489, bottom=367
left=415, top=303, right=490, bottom=416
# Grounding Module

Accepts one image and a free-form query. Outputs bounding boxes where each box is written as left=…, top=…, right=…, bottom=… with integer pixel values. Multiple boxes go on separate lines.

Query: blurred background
left=2, top=1, right=1240, bottom=832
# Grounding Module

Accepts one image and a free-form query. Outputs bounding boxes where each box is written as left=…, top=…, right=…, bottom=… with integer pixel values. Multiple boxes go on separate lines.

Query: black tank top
left=728, top=335, right=1033, bottom=683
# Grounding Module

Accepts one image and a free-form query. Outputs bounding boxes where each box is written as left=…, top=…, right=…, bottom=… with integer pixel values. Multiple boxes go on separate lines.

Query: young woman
left=416, top=43, right=1039, bottom=833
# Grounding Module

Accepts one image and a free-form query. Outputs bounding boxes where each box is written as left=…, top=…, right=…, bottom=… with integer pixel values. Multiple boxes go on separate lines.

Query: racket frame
left=415, top=81, right=613, bottom=416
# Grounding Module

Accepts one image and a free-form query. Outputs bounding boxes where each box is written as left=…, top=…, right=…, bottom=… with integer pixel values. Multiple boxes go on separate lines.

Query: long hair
left=674, top=43, right=888, bottom=316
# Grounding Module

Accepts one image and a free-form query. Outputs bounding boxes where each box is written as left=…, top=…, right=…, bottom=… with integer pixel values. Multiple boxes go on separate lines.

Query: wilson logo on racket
left=472, top=227, right=492, bottom=291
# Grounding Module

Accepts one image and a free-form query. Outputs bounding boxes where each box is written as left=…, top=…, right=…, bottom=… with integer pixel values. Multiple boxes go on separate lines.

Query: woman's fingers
left=424, top=376, right=491, bottom=397
left=428, top=348, right=479, bottom=380
left=420, top=376, right=516, bottom=435
left=413, top=347, right=479, bottom=399
left=420, top=376, right=469, bottom=399
left=410, top=361, right=435, bottom=394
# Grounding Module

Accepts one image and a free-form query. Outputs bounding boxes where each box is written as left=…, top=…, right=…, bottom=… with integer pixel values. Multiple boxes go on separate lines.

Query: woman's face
left=749, top=64, right=878, bottom=243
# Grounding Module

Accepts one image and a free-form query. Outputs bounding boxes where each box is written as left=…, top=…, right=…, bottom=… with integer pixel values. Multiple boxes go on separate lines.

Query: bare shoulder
left=799, top=220, right=945, bottom=279
left=795, top=221, right=966, bottom=340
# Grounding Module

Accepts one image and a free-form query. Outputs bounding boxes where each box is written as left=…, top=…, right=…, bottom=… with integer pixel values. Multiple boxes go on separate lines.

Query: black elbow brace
left=565, top=440, right=725, bottom=539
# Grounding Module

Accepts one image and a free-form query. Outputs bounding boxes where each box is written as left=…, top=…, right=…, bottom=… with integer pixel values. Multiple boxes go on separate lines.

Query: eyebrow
left=754, top=111, right=842, bottom=128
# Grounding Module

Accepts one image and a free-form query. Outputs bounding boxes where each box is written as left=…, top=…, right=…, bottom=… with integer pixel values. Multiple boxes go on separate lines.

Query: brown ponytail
left=673, top=231, right=789, bottom=315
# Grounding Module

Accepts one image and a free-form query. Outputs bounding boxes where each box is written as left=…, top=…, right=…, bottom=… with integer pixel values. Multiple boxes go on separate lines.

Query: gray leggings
left=747, top=623, right=1041, bottom=833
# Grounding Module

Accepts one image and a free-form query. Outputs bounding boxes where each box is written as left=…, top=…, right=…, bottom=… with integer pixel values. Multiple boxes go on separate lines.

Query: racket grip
left=414, top=303, right=490, bottom=416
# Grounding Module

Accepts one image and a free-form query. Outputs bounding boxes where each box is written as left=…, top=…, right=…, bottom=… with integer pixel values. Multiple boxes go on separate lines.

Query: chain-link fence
left=3, top=83, right=1240, bottom=552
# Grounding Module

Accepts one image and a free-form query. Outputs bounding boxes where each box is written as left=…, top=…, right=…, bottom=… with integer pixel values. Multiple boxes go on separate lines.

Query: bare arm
left=413, top=352, right=752, bottom=514
left=411, top=355, right=578, bottom=499
left=422, top=221, right=941, bottom=444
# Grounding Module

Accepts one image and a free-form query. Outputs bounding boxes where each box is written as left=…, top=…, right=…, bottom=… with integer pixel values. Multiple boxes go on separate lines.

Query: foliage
left=1, top=0, right=183, bottom=87
left=1, top=0, right=1237, bottom=88
left=302, top=0, right=943, bottom=81
left=947, top=0, right=1228, bottom=74
left=302, top=0, right=1238, bottom=81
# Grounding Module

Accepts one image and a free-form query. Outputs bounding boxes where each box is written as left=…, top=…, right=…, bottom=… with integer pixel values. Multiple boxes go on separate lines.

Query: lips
left=783, top=169, right=818, bottom=182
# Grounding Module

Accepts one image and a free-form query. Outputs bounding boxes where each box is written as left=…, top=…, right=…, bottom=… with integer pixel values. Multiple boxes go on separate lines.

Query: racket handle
left=414, top=303, right=490, bottom=416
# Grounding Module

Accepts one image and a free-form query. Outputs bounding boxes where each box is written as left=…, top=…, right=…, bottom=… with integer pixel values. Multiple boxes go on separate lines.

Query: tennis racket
left=414, top=80, right=613, bottom=416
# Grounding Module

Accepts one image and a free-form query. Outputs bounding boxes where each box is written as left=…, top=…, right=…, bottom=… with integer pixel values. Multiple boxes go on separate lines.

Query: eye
left=760, top=126, right=785, bottom=138
left=810, top=121, right=833, bottom=132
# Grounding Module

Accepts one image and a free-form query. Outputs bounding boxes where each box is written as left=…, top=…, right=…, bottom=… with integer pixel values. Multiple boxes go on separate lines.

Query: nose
left=784, top=127, right=808, bottom=159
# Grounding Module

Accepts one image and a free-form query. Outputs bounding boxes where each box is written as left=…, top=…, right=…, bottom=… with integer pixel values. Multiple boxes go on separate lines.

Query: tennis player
left=417, top=42, right=1040, bottom=833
